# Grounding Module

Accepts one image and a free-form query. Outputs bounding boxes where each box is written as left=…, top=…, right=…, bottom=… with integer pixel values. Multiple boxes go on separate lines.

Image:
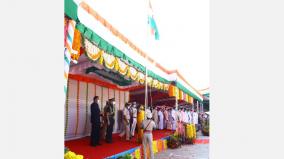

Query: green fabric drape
left=64, top=0, right=78, bottom=20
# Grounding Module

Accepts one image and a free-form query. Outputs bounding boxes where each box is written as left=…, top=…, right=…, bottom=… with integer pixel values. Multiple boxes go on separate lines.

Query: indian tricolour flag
left=148, top=0, right=160, bottom=40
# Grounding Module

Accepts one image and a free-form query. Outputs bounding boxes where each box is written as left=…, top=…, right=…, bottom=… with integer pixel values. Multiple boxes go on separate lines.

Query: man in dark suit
left=90, top=96, right=101, bottom=146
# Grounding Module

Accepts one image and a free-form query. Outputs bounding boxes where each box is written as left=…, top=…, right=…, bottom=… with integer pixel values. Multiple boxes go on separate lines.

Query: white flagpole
left=145, top=67, right=148, bottom=118
left=145, top=0, right=150, bottom=117
left=175, top=86, right=178, bottom=110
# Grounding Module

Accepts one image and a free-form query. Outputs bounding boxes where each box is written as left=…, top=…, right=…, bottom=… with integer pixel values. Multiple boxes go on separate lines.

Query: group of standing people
left=90, top=97, right=143, bottom=146
left=119, top=102, right=139, bottom=140
left=90, top=96, right=116, bottom=146
left=140, top=106, right=200, bottom=159
left=151, top=107, right=199, bottom=132
left=90, top=97, right=200, bottom=159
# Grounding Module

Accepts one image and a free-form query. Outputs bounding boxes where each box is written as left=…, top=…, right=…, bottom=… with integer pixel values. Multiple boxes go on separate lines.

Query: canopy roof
left=65, top=0, right=203, bottom=101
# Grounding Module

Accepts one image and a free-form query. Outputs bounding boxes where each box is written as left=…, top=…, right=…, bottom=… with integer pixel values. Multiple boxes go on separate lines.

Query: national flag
left=148, top=0, right=160, bottom=40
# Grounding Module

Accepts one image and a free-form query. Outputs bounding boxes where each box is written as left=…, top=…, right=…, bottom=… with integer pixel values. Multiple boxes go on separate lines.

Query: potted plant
left=118, top=154, right=133, bottom=159
left=167, top=135, right=182, bottom=149
left=201, top=119, right=209, bottom=136
left=184, top=137, right=194, bottom=145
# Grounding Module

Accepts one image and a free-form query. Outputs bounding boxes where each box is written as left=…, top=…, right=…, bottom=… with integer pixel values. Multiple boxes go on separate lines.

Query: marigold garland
left=84, top=39, right=102, bottom=61
left=118, top=59, right=128, bottom=75
left=75, top=81, right=80, bottom=136
left=64, top=150, right=84, bottom=159
left=153, top=140, right=158, bottom=153
left=90, top=50, right=102, bottom=61
left=163, top=140, right=167, bottom=149
left=71, top=29, right=82, bottom=62
left=103, top=53, right=116, bottom=69
left=82, top=38, right=171, bottom=92
left=64, top=79, right=70, bottom=137
left=99, top=52, right=104, bottom=65
left=114, top=58, right=119, bottom=71
left=137, top=72, right=145, bottom=84
left=126, top=67, right=131, bottom=78
left=129, top=67, right=139, bottom=80
left=84, top=83, right=88, bottom=135
left=134, top=148, right=141, bottom=159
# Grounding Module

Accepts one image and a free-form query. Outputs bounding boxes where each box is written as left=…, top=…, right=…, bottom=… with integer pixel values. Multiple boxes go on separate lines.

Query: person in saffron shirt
left=137, top=105, right=145, bottom=143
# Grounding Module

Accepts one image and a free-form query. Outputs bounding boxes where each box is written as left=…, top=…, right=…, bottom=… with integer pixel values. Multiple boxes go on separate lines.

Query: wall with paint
left=65, top=79, right=129, bottom=141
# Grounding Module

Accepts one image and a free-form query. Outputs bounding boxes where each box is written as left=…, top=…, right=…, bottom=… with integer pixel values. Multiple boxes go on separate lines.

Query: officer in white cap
left=141, top=109, right=156, bottom=159
left=130, top=102, right=138, bottom=138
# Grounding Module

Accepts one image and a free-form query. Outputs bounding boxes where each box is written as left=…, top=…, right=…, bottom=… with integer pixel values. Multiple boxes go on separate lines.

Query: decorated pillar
left=175, top=88, right=179, bottom=110
left=197, top=101, right=199, bottom=113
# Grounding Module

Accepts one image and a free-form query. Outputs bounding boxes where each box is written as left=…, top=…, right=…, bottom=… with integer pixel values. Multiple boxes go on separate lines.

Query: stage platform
left=65, top=130, right=174, bottom=159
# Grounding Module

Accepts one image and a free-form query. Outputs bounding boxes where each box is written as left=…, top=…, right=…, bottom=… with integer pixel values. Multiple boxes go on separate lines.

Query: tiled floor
left=155, top=144, right=209, bottom=159
left=155, top=132, right=209, bottom=159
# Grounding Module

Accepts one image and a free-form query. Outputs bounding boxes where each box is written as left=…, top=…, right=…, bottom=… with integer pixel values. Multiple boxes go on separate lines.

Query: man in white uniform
left=158, top=108, right=164, bottom=130
left=119, top=103, right=131, bottom=140
left=142, top=109, right=156, bottom=159
left=183, top=108, right=189, bottom=124
left=171, top=108, right=177, bottom=130
left=186, top=108, right=192, bottom=124
left=152, top=107, right=158, bottom=127
left=130, top=102, right=138, bottom=138
left=163, top=107, right=169, bottom=129
left=190, top=109, right=194, bottom=124
left=193, top=109, right=199, bottom=132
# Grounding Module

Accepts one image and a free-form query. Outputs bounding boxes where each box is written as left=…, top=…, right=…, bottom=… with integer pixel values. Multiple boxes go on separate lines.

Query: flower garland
left=84, top=38, right=102, bottom=61
left=114, top=58, right=119, bottom=72
left=138, top=72, right=145, bottom=84
left=153, top=140, right=158, bottom=154
left=192, top=124, right=196, bottom=139
left=168, top=85, right=176, bottom=97
left=84, top=83, right=88, bottom=135
left=83, top=37, right=169, bottom=91
left=64, top=150, right=84, bottom=159
left=134, top=148, right=141, bottom=159
left=75, top=80, right=80, bottom=136
left=163, top=140, right=168, bottom=149
left=71, top=28, right=83, bottom=63
left=119, top=139, right=169, bottom=159
left=64, top=79, right=70, bottom=137
left=179, top=90, right=183, bottom=100
left=147, top=77, right=153, bottom=87
left=103, top=53, right=116, bottom=69
left=164, top=84, right=169, bottom=91
left=117, top=58, right=129, bottom=76
left=152, top=79, right=159, bottom=88
left=129, top=67, right=139, bottom=81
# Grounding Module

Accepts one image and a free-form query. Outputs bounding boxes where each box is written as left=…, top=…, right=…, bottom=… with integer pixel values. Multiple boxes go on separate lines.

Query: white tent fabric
left=65, top=79, right=129, bottom=141
left=77, top=4, right=172, bottom=82
left=167, top=72, right=203, bottom=101
left=76, top=2, right=202, bottom=99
